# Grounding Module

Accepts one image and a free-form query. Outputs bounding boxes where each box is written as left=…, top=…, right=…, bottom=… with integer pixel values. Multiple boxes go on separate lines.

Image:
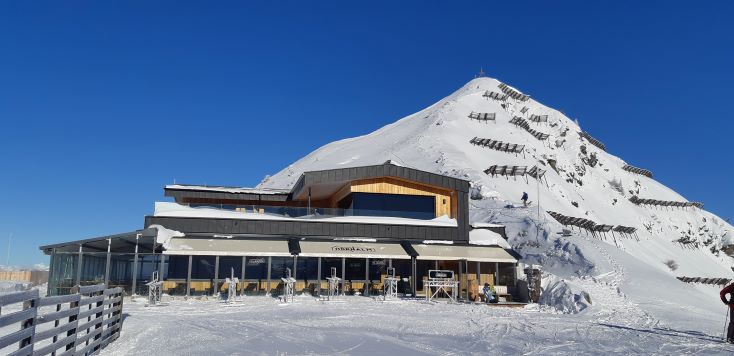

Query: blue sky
left=0, top=1, right=732, bottom=265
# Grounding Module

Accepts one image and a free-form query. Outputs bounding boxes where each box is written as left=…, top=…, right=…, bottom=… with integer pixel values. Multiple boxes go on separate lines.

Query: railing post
left=19, top=291, right=38, bottom=353
left=66, top=291, right=79, bottom=352
left=93, top=286, right=105, bottom=353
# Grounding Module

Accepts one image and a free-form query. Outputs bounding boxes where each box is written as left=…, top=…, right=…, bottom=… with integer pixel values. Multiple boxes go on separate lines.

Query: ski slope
left=258, top=77, right=733, bottom=330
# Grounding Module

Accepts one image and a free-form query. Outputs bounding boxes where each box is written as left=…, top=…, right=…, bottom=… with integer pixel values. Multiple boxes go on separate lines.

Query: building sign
left=247, top=258, right=266, bottom=265
left=429, top=270, right=454, bottom=280
left=330, top=246, right=376, bottom=253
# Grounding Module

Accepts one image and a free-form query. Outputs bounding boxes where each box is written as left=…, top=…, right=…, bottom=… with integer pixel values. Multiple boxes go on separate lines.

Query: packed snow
left=102, top=295, right=733, bottom=355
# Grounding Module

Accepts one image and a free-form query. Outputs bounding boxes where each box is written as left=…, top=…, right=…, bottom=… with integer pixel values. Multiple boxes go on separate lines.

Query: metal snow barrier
left=383, top=267, right=399, bottom=301
left=546, top=211, right=638, bottom=240
left=520, top=106, right=529, bottom=114
left=528, top=114, right=548, bottom=123
left=629, top=196, right=704, bottom=209
left=482, top=91, right=508, bottom=101
left=579, top=131, right=606, bottom=151
left=677, top=276, right=731, bottom=286
left=468, top=111, right=496, bottom=122
left=509, top=117, right=549, bottom=140
left=425, top=270, right=459, bottom=303
left=0, top=284, right=124, bottom=356
left=622, top=164, right=653, bottom=178
left=498, top=83, right=530, bottom=101
left=527, top=166, right=547, bottom=179
left=484, top=165, right=527, bottom=179
left=469, top=137, right=525, bottom=155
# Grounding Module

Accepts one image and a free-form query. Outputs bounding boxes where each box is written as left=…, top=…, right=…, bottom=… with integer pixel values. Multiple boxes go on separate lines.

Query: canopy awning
left=298, top=241, right=410, bottom=259
left=164, top=238, right=291, bottom=256
left=412, top=244, right=517, bottom=263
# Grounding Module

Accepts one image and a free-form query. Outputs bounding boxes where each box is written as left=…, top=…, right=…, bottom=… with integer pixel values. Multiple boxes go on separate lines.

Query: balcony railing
left=184, top=203, right=436, bottom=221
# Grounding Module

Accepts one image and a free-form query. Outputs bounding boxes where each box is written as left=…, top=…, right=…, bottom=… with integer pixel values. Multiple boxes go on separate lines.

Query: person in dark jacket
left=521, top=192, right=529, bottom=207
left=721, top=283, right=734, bottom=343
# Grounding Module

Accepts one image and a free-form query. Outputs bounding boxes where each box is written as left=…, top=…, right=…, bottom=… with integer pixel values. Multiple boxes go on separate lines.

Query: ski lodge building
left=40, top=162, right=520, bottom=299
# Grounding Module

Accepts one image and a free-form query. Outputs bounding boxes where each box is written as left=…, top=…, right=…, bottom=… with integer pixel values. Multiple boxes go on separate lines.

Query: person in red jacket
left=721, top=283, right=734, bottom=343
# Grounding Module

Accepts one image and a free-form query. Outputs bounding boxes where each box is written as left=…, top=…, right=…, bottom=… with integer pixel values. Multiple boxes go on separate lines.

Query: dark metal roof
left=38, top=229, right=159, bottom=255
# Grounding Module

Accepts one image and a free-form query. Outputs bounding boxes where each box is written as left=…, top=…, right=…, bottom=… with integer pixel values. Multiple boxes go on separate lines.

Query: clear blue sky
left=1, top=1, right=731, bottom=266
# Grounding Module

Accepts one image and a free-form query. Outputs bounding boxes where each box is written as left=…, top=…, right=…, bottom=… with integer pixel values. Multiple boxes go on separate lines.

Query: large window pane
left=218, top=256, right=243, bottom=280
left=320, top=258, right=342, bottom=279
left=79, top=253, right=106, bottom=286
left=342, top=192, right=435, bottom=220
left=49, top=253, right=77, bottom=296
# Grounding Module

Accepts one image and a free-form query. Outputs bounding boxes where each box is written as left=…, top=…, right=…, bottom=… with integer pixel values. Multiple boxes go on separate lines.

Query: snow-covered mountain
left=259, top=77, right=732, bottom=330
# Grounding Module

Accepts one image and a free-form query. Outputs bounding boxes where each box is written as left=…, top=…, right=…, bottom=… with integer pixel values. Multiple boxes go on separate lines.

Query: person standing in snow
left=521, top=192, right=529, bottom=207
left=721, top=283, right=734, bottom=343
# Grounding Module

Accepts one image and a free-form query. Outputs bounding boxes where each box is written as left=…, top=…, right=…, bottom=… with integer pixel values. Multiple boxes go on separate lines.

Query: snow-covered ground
left=103, top=295, right=733, bottom=355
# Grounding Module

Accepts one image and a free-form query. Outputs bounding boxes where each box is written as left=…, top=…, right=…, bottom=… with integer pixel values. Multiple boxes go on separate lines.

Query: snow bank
left=149, top=224, right=185, bottom=249
left=469, top=229, right=510, bottom=248
left=538, top=274, right=592, bottom=314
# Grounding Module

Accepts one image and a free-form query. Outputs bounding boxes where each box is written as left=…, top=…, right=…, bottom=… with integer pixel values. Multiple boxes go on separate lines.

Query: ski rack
left=281, top=268, right=296, bottom=303
left=383, top=267, right=399, bottom=301
left=425, top=270, right=459, bottom=303
left=224, top=267, right=240, bottom=304
left=145, top=271, right=165, bottom=307
left=324, top=267, right=342, bottom=301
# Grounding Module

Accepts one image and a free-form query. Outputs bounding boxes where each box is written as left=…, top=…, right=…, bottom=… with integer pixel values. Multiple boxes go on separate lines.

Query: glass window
left=369, top=259, right=389, bottom=281
left=343, top=192, right=436, bottom=220
left=295, top=257, right=319, bottom=281
left=191, top=256, right=216, bottom=279
left=79, top=253, right=107, bottom=286
left=166, top=255, right=189, bottom=279
left=344, top=258, right=366, bottom=281
left=321, top=258, right=342, bottom=279
left=244, top=257, right=268, bottom=280
left=218, top=256, right=243, bottom=279
left=270, top=257, right=295, bottom=279
left=49, top=253, right=78, bottom=296
left=391, top=259, right=413, bottom=295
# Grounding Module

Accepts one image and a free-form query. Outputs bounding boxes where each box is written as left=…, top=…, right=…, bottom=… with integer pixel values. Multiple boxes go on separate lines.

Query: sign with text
left=428, top=270, right=454, bottom=280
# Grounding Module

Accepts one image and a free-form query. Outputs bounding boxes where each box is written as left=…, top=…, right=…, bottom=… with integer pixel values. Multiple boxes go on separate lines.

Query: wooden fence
left=0, top=284, right=124, bottom=356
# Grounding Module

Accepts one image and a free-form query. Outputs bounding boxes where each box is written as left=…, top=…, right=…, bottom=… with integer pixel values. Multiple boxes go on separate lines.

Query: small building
left=40, top=162, right=519, bottom=299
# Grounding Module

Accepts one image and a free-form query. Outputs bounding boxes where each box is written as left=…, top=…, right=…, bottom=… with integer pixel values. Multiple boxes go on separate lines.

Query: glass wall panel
left=49, top=253, right=77, bottom=296
left=243, top=257, right=268, bottom=296
left=162, top=255, right=188, bottom=296
left=498, top=264, right=516, bottom=286
left=416, top=260, right=433, bottom=294
left=190, top=256, right=215, bottom=295
left=270, top=257, right=294, bottom=297
left=294, top=257, right=318, bottom=295
left=368, top=259, right=389, bottom=295
left=108, top=254, right=134, bottom=295
left=391, top=259, right=413, bottom=295
left=217, top=256, right=243, bottom=294
left=79, top=253, right=107, bottom=286
left=344, top=258, right=366, bottom=295
left=320, top=258, right=342, bottom=279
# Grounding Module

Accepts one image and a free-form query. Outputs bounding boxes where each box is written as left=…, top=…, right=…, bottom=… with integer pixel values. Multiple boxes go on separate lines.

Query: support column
left=131, top=234, right=140, bottom=295
left=458, top=259, right=464, bottom=300
left=186, top=255, right=192, bottom=297
left=266, top=256, right=272, bottom=295
left=293, top=255, right=298, bottom=280
left=364, top=258, right=370, bottom=296
left=104, top=239, right=111, bottom=286
left=213, top=256, right=220, bottom=296
left=411, top=256, right=417, bottom=297
left=317, top=257, right=322, bottom=296
left=341, top=258, right=347, bottom=295
left=241, top=256, right=246, bottom=281
left=476, top=261, right=481, bottom=282
left=47, top=251, right=56, bottom=297
left=75, top=244, right=83, bottom=286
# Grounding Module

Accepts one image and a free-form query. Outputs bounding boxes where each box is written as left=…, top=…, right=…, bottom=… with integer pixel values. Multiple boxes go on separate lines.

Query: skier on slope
left=721, top=283, right=734, bottom=343
left=521, top=192, right=529, bottom=207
